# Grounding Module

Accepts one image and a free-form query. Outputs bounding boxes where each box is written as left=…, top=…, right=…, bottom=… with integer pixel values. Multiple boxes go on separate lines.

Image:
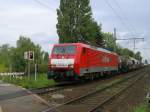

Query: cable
left=113, top=0, right=137, bottom=36
left=104, top=0, right=135, bottom=37
left=104, top=0, right=146, bottom=51
left=32, top=0, right=54, bottom=10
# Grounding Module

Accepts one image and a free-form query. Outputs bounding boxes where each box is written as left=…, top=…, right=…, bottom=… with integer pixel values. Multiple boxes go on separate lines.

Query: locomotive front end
left=48, top=44, right=78, bottom=82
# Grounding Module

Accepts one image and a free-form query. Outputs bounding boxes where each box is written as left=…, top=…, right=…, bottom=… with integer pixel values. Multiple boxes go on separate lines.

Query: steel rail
left=64, top=70, right=144, bottom=105
left=42, top=68, right=145, bottom=112
left=88, top=71, right=146, bottom=112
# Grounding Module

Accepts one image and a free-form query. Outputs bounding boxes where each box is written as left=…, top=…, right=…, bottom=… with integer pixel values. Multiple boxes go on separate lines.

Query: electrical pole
left=28, top=60, right=30, bottom=79
left=35, top=63, right=37, bottom=81
left=133, top=39, right=135, bottom=51
left=114, top=28, right=117, bottom=52
left=114, top=28, right=117, bottom=42
left=113, top=28, right=144, bottom=51
left=116, top=38, right=144, bottom=51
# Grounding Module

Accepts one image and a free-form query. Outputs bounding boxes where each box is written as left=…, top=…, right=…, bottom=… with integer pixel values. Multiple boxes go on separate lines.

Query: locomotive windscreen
left=53, top=45, right=76, bottom=54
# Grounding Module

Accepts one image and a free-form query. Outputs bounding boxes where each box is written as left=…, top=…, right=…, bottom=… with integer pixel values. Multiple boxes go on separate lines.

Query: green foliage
left=102, top=32, right=143, bottom=61
left=57, top=0, right=103, bottom=46
left=0, top=36, right=48, bottom=73
left=0, top=64, right=9, bottom=72
left=132, top=103, right=150, bottom=112
left=134, top=51, right=142, bottom=61
left=103, top=32, right=117, bottom=51
left=120, top=48, right=134, bottom=57
left=11, top=36, right=44, bottom=72
left=0, top=74, right=56, bottom=89
left=0, top=44, right=13, bottom=72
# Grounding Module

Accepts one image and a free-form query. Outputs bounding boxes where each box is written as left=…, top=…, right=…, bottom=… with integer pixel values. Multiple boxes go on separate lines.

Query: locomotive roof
left=54, top=43, right=118, bottom=55
left=88, top=45, right=117, bottom=55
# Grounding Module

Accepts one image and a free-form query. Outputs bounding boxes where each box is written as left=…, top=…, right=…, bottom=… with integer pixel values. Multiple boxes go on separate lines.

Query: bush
left=0, top=73, right=56, bottom=89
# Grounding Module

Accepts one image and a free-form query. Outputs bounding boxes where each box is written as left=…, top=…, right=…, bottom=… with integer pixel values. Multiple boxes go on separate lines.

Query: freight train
left=47, top=43, right=141, bottom=82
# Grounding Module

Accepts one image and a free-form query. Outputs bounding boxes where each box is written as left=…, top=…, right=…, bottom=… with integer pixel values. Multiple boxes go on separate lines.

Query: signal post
left=24, top=51, right=36, bottom=80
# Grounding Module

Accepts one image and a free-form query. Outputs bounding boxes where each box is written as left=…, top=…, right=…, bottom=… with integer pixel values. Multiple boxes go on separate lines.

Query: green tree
left=120, top=48, right=134, bottom=57
left=43, top=52, right=49, bottom=63
left=0, top=36, right=48, bottom=73
left=134, top=51, right=142, bottom=61
left=103, top=32, right=117, bottom=51
left=57, top=0, right=103, bottom=46
left=0, top=44, right=15, bottom=72
left=11, top=36, right=47, bottom=73
left=115, top=45, right=123, bottom=55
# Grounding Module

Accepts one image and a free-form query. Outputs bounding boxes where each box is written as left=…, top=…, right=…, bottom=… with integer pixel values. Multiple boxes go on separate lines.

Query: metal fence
left=0, top=72, right=24, bottom=76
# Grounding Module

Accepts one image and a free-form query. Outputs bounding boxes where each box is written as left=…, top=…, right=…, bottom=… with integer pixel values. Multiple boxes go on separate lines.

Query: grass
left=0, top=73, right=56, bottom=89
left=132, top=103, right=150, bottom=112
left=0, top=64, right=9, bottom=72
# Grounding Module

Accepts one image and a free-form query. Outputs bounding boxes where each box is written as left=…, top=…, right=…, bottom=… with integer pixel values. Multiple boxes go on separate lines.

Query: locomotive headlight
left=68, top=64, right=74, bottom=68
left=51, top=64, right=56, bottom=68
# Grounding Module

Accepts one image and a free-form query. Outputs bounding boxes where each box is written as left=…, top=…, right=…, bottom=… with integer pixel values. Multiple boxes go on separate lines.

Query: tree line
left=0, top=36, right=48, bottom=73
left=57, top=0, right=143, bottom=61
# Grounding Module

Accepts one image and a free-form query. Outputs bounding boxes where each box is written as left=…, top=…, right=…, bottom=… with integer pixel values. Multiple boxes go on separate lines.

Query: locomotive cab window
left=53, top=45, right=76, bottom=54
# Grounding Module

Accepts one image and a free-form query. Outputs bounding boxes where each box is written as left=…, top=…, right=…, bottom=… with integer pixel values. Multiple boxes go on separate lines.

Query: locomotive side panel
left=79, top=47, right=119, bottom=76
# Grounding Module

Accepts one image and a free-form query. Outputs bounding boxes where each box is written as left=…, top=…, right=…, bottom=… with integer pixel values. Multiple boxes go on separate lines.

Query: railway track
left=30, top=86, right=63, bottom=95
left=39, top=71, right=144, bottom=99
left=87, top=71, right=146, bottom=112
left=41, top=68, right=146, bottom=112
left=34, top=68, right=145, bottom=96
left=30, top=81, right=82, bottom=95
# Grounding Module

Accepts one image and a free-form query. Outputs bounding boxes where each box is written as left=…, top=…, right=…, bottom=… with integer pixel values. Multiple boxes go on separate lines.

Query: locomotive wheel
left=80, top=76, right=86, bottom=83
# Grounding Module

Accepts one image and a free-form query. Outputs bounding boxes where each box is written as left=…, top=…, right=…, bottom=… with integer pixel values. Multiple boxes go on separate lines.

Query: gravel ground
left=100, top=66, right=150, bottom=112
left=41, top=68, right=145, bottom=107
left=51, top=68, right=145, bottom=112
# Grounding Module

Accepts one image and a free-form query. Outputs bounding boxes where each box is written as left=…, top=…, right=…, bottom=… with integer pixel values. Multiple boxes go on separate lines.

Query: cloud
left=91, top=0, right=150, bottom=62
left=29, top=32, right=58, bottom=53
left=0, top=0, right=150, bottom=62
left=0, top=1, right=58, bottom=50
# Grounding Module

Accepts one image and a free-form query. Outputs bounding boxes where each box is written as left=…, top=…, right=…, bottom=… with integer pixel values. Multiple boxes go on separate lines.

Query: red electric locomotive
left=48, top=43, right=120, bottom=82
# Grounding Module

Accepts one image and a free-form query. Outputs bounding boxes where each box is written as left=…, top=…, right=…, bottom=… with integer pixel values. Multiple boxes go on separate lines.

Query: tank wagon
left=119, top=56, right=141, bottom=73
left=48, top=43, right=141, bottom=82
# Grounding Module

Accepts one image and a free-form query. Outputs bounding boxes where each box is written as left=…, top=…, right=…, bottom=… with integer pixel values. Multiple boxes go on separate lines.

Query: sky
left=0, top=0, right=150, bottom=62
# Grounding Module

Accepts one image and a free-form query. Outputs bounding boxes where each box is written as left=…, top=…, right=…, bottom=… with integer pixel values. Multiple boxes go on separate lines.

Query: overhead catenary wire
left=104, top=0, right=145, bottom=51
left=113, top=0, right=138, bottom=36
left=32, top=0, right=54, bottom=10
left=104, top=0, right=135, bottom=37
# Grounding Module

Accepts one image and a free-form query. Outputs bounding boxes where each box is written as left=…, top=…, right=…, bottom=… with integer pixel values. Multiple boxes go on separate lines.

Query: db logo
left=102, top=56, right=110, bottom=63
